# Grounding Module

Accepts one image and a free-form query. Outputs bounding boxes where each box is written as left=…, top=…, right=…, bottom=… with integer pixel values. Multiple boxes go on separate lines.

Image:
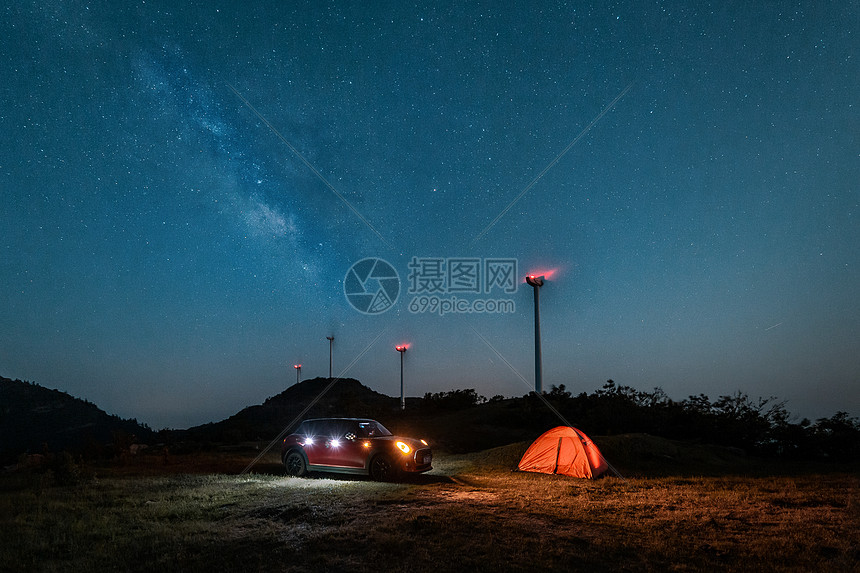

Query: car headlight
left=396, top=441, right=411, bottom=454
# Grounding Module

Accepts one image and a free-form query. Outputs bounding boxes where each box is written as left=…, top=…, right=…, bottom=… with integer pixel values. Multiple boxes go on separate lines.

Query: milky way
left=1, top=1, right=857, bottom=429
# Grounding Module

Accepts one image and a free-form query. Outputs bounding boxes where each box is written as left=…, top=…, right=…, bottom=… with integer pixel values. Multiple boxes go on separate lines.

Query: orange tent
left=518, top=426, right=608, bottom=478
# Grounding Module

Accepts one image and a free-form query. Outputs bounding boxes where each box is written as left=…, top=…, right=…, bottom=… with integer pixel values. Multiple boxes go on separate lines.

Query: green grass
left=1, top=444, right=858, bottom=572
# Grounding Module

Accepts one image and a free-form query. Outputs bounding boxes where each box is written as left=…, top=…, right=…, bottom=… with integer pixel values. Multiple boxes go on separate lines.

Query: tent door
left=553, top=437, right=563, bottom=474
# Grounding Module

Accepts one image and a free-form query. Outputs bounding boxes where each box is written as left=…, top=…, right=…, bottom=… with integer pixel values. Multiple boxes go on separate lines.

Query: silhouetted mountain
left=180, top=377, right=403, bottom=442
left=173, top=378, right=555, bottom=453
left=0, top=376, right=154, bottom=464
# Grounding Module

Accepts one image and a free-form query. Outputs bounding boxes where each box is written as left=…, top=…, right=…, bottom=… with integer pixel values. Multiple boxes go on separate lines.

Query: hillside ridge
left=0, top=376, right=153, bottom=464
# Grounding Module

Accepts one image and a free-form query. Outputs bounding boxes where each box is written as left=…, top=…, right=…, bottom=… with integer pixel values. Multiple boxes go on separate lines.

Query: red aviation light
left=524, top=268, right=557, bottom=282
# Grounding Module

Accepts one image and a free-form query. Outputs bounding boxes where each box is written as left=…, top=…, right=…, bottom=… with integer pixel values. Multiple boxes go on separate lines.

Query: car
left=281, top=418, right=432, bottom=481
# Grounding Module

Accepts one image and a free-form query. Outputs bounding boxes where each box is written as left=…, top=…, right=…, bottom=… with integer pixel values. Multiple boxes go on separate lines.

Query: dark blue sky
left=2, top=1, right=857, bottom=430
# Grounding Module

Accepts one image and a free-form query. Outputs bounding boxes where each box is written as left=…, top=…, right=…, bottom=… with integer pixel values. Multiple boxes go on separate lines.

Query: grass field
left=1, top=441, right=858, bottom=572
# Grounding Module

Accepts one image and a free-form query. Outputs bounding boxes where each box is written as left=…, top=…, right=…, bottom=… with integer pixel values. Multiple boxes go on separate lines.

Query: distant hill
left=180, top=377, right=403, bottom=442
left=0, top=377, right=154, bottom=464
left=176, top=378, right=560, bottom=454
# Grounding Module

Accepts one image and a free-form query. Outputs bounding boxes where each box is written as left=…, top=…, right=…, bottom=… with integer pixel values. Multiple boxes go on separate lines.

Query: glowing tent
left=518, top=426, right=608, bottom=478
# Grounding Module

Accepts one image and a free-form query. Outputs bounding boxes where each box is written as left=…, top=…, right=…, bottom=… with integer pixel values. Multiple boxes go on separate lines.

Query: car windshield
left=356, top=421, right=392, bottom=437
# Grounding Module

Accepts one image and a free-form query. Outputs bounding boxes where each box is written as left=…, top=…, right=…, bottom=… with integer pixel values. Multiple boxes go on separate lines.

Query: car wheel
left=370, top=454, right=400, bottom=482
left=284, top=451, right=307, bottom=477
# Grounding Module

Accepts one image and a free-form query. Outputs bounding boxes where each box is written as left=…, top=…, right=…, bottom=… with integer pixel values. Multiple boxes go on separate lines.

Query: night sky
left=2, top=1, right=857, bottom=430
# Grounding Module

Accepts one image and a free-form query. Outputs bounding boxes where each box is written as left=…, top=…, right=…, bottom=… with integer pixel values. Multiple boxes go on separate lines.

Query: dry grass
left=1, top=446, right=858, bottom=572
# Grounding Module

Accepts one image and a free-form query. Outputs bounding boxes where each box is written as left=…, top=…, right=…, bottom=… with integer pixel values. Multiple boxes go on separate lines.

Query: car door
left=298, top=421, right=328, bottom=466
left=305, top=420, right=350, bottom=467
left=312, top=420, right=363, bottom=468
left=334, top=420, right=371, bottom=469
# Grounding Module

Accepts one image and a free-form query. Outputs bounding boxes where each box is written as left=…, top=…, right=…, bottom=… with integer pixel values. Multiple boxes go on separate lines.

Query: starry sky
left=2, top=1, right=857, bottom=430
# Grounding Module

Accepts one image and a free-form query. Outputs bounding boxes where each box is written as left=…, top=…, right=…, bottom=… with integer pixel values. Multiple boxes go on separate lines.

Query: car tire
left=370, top=454, right=400, bottom=482
left=284, top=451, right=307, bottom=477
